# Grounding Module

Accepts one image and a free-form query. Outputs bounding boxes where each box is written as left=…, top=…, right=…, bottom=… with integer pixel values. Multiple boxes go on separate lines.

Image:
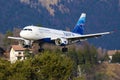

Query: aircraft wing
left=8, top=36, right=25, bottom=40
left=67, top=31, right=112, bottom=41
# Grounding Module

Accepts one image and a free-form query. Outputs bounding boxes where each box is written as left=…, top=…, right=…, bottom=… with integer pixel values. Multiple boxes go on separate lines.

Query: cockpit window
left=28, top=29, right=32, bottom=31
left=24, top=29, right=27, bottom=30
left=23, top=28, right=32, bottom=31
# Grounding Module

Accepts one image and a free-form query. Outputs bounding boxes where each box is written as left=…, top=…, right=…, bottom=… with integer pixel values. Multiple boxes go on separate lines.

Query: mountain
left=0, top=0, right=120, bottom=49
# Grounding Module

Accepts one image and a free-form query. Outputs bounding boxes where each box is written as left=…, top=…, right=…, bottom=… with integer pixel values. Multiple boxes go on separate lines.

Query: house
left=10, top=45, right=32, bottom=63
left=107, top=50, right=120, bottom=62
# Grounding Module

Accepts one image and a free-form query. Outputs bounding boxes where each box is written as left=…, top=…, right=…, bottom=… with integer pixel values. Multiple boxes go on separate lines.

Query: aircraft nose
left=20, top=31, right=24, bottom=37
left=20, top=30, right=29, bottom=38
left=20, top=30, right=34, bottom=39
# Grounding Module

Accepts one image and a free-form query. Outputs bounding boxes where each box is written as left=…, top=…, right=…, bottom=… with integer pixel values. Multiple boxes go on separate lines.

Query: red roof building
left=9, top=45, right=32, bottom=63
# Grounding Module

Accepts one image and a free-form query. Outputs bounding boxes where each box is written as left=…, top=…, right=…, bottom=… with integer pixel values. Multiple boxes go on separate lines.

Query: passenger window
left=23, top=29, right=27, bottom=31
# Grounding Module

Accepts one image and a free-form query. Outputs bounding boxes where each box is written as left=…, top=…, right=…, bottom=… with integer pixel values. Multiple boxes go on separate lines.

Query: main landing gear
left=62, top=46, right=68, bottom=52
left=38, top=43, right=68, bottom=52
left=38, top=48, right=44, bottom=52
left=38, top=43, right=44, bottom=52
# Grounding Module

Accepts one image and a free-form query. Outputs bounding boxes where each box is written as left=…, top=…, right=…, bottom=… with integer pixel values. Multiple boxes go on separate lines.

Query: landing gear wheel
left=62, top=47, right=68, bottom=52
left=38, top=42, right=44, bottom=52
left=38, top=48, right=44, bottom=52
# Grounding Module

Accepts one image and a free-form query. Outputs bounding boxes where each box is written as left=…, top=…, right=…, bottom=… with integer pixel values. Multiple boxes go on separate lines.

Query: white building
left=10, top=45, right=32, bottom=63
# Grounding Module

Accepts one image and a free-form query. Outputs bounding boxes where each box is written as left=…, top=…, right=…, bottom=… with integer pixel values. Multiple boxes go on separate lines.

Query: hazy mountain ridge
left=20, top=0, right=71, bottom=16
left=0, top=0, right=120, bottom=49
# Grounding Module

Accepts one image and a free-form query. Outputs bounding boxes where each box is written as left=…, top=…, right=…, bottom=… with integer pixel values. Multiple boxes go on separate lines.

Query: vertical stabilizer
left=72, top=13, right=86, bottom=34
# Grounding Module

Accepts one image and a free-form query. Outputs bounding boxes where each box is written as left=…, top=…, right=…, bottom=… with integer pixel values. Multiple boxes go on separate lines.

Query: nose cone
left=20, top=31, right=24, bottom=38
left=20, top=30, right=30, bottom=39
left=20, top=30, right=34, bottom=40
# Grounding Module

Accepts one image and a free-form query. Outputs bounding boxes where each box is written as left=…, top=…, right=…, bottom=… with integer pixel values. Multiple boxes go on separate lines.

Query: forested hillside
left=0, top=45, right=120, bottom=80
left=0, top=0, right=120, bottom=49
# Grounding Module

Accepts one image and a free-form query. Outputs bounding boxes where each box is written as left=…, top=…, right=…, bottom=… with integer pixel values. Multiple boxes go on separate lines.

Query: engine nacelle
left=24, top=40, right=33, bottom=48
left=19, top=40, right=32, bottom=48
left=55, top=38, right=69, bottom=46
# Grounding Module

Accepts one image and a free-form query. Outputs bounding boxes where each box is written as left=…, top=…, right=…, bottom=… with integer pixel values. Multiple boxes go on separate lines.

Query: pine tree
left=111, top=51, right=120, bottom=63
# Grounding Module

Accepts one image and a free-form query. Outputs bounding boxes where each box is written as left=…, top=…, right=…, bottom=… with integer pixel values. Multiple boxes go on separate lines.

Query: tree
left=5, top=60, right=32, bottom=80
left=3, top=30, right=13, bottom=49
left=31, top=51, right=74, bottom=80
left=111, top=51, right=120, bottom=63
left=0, top=33, right=4, bottom=47
left=24, top=49, right=33, bottom=59
left=66, top=43, right=98, bottom=78
left=0, top=58, right=10, bottom=80
left=78, top=43, right=98, bottom=73
left=0, top=51, right=74, bottom=80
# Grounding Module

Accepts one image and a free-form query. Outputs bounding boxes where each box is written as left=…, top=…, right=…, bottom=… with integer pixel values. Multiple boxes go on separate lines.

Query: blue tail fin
left=72, top=13, right=86, bottom=35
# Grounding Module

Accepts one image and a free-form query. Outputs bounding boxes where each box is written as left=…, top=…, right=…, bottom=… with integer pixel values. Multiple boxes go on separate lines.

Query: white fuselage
left=20, top=26, right=81, bottom=41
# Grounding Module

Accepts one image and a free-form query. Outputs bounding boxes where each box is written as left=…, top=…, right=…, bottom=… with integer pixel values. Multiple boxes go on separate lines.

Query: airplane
left=8, top=13, right=112, bottom=52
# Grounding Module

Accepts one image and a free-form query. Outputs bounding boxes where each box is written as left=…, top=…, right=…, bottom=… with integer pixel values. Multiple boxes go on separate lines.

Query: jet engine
left=20, top=40, right=32, bottom=48
left=55, top=38, right=69, bottom=46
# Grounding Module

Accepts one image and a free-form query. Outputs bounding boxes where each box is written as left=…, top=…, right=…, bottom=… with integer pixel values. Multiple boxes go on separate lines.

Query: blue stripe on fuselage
left=41, top=38, right=51, bottom=42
